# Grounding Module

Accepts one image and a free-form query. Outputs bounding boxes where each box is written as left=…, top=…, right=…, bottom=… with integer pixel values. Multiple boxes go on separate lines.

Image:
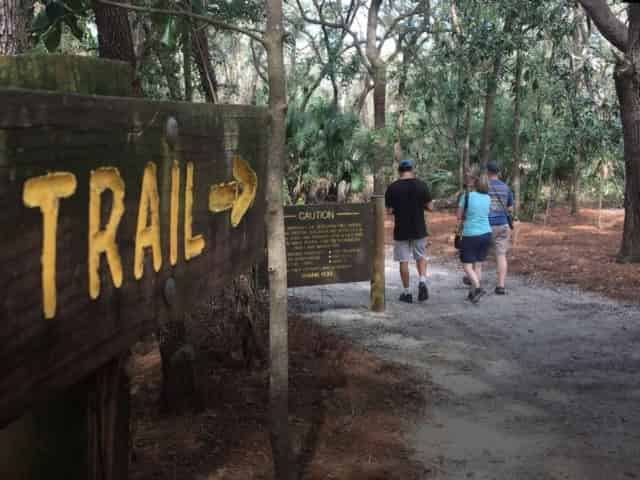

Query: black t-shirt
left=385, top=178, right=432, bottom=241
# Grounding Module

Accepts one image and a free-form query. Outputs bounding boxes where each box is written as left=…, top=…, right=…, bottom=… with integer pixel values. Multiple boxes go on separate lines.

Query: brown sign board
left=0, top=88, right=268, bottom=426
left=285, top=204, right=373, bottom=288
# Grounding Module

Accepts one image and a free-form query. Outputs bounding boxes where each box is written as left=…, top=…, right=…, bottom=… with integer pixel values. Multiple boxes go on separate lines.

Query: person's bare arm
left=457, top=206, right=464, bottom=222
left=425, top=201, right=434, bottom=212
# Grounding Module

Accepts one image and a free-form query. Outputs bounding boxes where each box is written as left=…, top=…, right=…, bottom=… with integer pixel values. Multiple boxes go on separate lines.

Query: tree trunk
left=192, top=26, right=218, bottom=103
left=392, top=109, right=404, bottom=173
left=511, top=49, right=522, bottom=216
left=570, top=147, right=582, bottom=215
left=366, top=0, right=386, bottom=194
left=393, top=46, right=409, bottom=173
left=533, top=144, right=547, bottom=219
left=597, top=166, right=604, bottom=230
left=373, top=63, right=387, bottom=194
left=0, top=0, right=29, bottom=55
left=242, top=66, right=258, bottom=105
left=353, top=76, right=373, bottom=116
left=301, top=66, right=327, bottom=112
left=544, top=180, right=554, bottom=226
left=478, top=17, right=513, bottom=166
left=183, top=26, right=193, bottom=101
left=460, top=103, right=471, bottom=189
left=598, top=161, right=608, bottom=230
left=264, top=0, right=290, bottom=476
left=322, top=26, right=340, bottom=111
left=478, top=55, right=502, bottom=166
left=92, top=1, right=136, bottom=66
left=614, top=57, right=640, bottom=262
left=567, top=6, right=587, bottom=217
left=91, top=0, right=140, bottom=94
left=576, top=0, right=639, bottom=261
left=87, top=356, right=131, bottom=480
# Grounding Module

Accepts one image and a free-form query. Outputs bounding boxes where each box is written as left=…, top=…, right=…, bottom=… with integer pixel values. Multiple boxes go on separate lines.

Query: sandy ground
left=290, top=250, right=640, bottom=480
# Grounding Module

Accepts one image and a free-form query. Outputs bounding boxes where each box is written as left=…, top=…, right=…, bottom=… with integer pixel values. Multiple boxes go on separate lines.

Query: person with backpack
left=457, top=165, right=492, bottom=303
left=385, top=159, right=433, bottom=303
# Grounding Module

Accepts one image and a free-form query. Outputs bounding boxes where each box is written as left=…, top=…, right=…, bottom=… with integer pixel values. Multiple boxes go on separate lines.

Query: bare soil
left=129, top=314, right=426, bottom=480
left=421, top=207, right=639, bottom=304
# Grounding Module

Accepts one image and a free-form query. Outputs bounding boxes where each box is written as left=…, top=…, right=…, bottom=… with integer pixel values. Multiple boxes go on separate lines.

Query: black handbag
left=454, top=191, right=469, bottom=249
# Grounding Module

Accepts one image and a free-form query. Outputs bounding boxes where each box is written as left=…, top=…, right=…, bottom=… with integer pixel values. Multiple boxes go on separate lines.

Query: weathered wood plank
left=0, top=88, right=268, bottom=426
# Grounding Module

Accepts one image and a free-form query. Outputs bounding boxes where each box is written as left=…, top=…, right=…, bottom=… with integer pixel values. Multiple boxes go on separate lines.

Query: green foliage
left=160, top=17, right=178, bottom=48
left=286, top=99, right=366, bottom=186
left=17, top=0, right=627, bottom=211
left=30, top=1, right=89, bottom=51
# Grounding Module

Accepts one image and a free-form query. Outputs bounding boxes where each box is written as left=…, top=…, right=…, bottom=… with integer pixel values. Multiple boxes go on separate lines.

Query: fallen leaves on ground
left=417, top=207, right=639, bottom=304
left=130, top=316, right=426, bottom=480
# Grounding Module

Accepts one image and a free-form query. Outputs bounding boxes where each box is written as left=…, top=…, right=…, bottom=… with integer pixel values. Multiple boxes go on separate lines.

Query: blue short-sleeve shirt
left=488, top=179, right=513, bottom=226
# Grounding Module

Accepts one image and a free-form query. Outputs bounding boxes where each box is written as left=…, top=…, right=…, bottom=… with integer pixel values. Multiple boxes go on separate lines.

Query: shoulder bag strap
left=490, top=184, right=509, bottom=215
left=463, top=191, right=469, bottom=220
left=490, top=184, right=514, bottom=229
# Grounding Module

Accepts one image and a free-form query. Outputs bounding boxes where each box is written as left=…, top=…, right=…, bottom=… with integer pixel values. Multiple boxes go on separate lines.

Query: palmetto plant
left=285, top=98, right=370, bottom=195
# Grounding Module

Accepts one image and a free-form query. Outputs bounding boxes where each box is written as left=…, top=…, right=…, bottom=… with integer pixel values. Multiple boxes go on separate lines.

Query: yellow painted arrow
left=208, top=155, right=258, bottom=227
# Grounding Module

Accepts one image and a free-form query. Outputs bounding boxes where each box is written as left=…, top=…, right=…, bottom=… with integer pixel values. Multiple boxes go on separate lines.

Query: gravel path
left=289, top=250, right=640, bottom=480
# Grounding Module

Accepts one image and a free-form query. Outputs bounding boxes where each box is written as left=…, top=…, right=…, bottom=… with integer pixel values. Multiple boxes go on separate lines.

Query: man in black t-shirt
left=385, top=159, right=433, bottom=303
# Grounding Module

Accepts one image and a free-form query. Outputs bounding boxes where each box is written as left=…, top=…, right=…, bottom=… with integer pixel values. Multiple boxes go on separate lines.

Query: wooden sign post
left=370, top=195, right=386, bottom=312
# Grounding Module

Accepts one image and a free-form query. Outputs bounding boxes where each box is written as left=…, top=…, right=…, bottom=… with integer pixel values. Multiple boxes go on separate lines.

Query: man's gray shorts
left=490, top=224, right=511, bottom=256
left=393, top=237, right=427, bottom=262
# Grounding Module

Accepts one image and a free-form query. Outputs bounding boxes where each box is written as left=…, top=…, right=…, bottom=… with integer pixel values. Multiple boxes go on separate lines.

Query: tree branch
left=294, top=0, right=371, bottom=73
left=352, top=76, right=373, bottom=114
left=95, top=0, right=265, bottom=45
left=250, top=40, right=268, bottom=84
left=366, top=0, right=383, bottom=66
left=380, top=0, right=429, bottom=46
left=577, top=0, right=627, bottom=52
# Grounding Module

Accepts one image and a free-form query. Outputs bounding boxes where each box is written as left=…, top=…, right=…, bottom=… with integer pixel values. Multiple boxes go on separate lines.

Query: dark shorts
left=459, top=233, right=492, bottom=264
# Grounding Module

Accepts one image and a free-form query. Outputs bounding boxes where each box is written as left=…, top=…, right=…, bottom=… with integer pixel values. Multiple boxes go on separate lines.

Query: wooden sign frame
left=284, top=203, right=373, bottom=288
left=0, top=88, right=269, bottom=426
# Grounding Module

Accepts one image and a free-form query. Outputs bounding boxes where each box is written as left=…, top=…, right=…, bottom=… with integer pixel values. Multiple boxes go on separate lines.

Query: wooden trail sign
left=284, top=203, right=373, bottom=288
left=0, top=88, right=268, bottom=426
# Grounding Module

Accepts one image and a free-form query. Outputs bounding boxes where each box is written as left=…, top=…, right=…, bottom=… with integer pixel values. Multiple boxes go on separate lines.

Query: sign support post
left=370, top=195, right=386, bottom=312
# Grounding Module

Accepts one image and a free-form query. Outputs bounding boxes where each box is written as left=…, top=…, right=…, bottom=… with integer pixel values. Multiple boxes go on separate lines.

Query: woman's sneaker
left=399, top=292, right=413, bottom=303
left=418, top=282, right=429, bottom=302
left=469, top=288, right=486, bottom=304
left=494, top=286, right=506, bottom=295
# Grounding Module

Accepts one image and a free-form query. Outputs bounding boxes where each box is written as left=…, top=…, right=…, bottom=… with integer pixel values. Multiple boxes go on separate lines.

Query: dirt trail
left=290, top=250, right=640, bottom=480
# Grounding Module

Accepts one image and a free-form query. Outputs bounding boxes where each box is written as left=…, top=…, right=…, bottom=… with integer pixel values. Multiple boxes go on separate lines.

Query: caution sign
left=285, top=204, right=373, bottom=287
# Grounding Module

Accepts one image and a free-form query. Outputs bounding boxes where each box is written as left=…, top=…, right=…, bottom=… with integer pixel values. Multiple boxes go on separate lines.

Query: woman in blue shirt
left=457, top=166, right=492, bottom=303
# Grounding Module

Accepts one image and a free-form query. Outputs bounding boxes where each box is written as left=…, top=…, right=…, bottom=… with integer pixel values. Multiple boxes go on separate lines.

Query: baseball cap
left=487, top=161, right=499, bottom=173
left=398, top=159, right=413, bottom=171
